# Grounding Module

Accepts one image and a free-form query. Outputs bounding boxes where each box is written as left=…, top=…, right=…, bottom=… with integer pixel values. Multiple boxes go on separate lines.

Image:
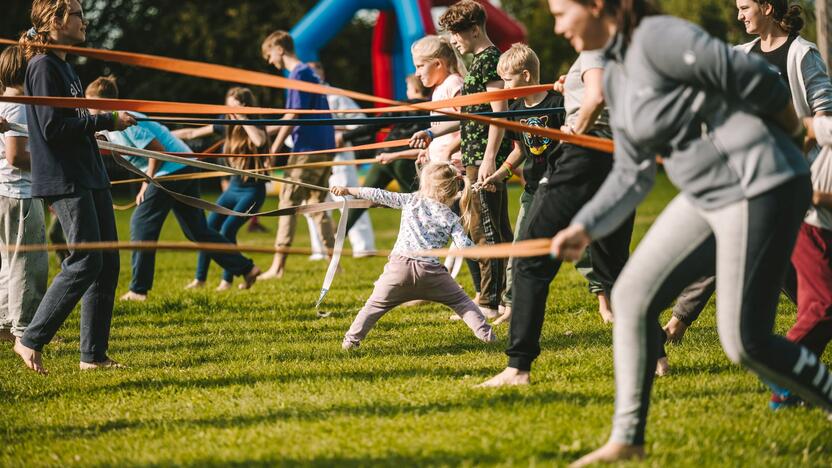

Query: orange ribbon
left=0, top=38, right=613, bottom=153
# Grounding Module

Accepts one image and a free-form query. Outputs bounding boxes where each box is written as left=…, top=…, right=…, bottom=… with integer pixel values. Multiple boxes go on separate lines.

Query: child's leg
left=419, top=263, right=495, bottom=342
left=344, top=258, right=415, bottom=345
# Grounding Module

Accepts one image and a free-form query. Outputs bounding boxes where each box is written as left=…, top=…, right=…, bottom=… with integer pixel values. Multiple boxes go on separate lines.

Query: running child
left=333, top=162, right=496, bottom=349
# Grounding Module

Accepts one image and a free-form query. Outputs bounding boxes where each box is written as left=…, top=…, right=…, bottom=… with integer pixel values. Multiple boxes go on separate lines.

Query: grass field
left=1, top=173, right=830, bottom=467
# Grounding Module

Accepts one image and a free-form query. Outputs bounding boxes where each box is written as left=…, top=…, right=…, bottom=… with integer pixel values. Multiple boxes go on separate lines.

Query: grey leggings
left=609, top=177, right=832, bottom=445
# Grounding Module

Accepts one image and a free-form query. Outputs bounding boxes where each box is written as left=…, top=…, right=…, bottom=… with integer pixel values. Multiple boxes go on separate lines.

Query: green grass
left=1, top=174, right=830, bottom=467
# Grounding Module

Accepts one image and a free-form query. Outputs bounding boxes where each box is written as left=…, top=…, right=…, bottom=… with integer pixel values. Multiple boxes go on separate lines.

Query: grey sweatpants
left=609, top=179, right=832, bottom=445
left=344, top=255, right=495, bottom=345
left=0, top=196, right=48, bottom=337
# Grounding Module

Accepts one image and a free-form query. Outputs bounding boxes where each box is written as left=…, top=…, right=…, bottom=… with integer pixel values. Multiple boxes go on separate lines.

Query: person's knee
left=68, top=250, right=104, bottom=281
left=610, top=275, right=652, bottom=322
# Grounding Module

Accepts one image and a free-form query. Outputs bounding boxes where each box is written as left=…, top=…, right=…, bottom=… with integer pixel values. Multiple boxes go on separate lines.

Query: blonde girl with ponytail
left=406, top=35, right=466, bottom=165
left=331, top=161, right=495, bottom=350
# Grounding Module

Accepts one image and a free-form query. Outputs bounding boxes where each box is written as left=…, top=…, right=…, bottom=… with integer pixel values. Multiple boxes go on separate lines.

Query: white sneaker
left=353, top=250, right=378, bottom=258
left=308, top=253, right=327, bottom=262
left=342, top=338, right=360, bottom=350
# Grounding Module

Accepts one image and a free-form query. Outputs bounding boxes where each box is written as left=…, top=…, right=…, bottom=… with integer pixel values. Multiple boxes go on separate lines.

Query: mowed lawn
left=1, top=173, right=830, bottom=467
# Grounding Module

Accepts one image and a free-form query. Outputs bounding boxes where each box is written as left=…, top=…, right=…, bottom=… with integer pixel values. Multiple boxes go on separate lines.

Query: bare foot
left=184, top=279, right=205, bottom=290
left=656, top=356, right=670, bottom=376
left=570, top=441, right=645, bottom=467
left=0, top=329, right=15, bottom=343
left=120, top=291, right=147, bottom=301
left=480, top=306, right=500, bottom=320
left=13, top=339, right=47, bottom=374
left=597, top=292, right=613, bottom=324
left=258, top=266, right=284, bottom=280
left=492, top=305, right=512, bottom=325
left=664, top=316, right=688, bottom=343
left=216, top=280, right=233, bottom=291
left=79, top=358, right=125, bottom=370
left=240, top=266, right=261, bottom=290
left=476, top=367, right=530, bottom=387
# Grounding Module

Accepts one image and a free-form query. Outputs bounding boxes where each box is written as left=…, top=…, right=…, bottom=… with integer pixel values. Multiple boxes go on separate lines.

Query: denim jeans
left=195, top=178, right=265, bottom=282
left=129, top=168, right=255, bottom=294
left=21, top=188, right=119, bottom=363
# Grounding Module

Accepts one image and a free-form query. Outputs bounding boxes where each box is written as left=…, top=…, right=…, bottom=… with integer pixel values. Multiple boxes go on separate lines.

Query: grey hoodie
left=573, top=16, right=810, bottom=239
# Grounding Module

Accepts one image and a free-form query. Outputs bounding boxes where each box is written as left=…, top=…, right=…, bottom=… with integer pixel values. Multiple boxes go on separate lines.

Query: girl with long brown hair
left=188, top=87, right=270, bottom=291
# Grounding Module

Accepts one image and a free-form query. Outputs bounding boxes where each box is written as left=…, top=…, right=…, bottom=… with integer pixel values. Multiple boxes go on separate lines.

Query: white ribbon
left=315, top=198, right=349, bottom=315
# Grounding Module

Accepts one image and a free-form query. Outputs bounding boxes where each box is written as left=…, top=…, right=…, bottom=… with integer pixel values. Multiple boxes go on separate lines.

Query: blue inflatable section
left=290, top=0, right=428, bottom=100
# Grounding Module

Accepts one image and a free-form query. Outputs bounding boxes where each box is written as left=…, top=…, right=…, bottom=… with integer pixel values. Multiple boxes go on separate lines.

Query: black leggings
left=507, top=144, right=635, bottom=371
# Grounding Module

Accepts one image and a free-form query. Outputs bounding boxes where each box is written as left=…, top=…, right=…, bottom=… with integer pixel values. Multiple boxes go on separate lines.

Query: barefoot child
left=0, top=45, right=48, bottom=347
left=15, top=0, right=137, bottom=373
left=333, top=162, right=496, bottom=349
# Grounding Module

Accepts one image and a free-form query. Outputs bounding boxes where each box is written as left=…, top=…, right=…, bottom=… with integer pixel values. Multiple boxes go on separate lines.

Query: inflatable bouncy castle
left=290, top=0, right=526, bottom=101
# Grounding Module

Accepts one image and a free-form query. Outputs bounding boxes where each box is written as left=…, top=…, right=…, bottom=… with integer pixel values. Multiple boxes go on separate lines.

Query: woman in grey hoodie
left=543, top=0, right=832, bottom=465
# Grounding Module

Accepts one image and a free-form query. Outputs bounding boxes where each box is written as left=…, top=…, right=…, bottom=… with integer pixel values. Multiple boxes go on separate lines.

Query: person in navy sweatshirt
left=13, top=0, right=136, bottom=374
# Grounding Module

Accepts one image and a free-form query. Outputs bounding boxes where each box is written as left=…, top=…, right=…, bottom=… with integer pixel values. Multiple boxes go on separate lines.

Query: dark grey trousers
left=21, top=188, right=119, bottom=363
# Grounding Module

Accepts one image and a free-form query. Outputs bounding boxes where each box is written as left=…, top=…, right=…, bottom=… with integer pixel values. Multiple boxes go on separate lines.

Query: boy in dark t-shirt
left=474, top=43, right=563, bottom=323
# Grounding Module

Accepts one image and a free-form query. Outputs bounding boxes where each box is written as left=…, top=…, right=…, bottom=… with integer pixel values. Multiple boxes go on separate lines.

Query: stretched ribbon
left=0, top=85, right=552, bottom=116
left=140, top=107, right=566, bottom=126
left=9, top=240, right=390, bottom=257
left=111, top=156, right=402, bottom=186
left=420, top=238, right=552, bottom=259
left=315, top=198, right=349, bottom=313
left=168, top=138, right=410, bottom=159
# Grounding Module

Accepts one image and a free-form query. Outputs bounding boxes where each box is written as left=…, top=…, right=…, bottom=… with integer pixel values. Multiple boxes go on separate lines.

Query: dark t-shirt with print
left=460, top=46, right=513, bottom=167
left=507, top=90, right=565, bottom=195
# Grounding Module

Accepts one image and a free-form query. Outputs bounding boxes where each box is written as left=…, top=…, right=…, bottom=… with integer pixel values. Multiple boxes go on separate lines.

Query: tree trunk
left=819, top=0, right=832, bottom=67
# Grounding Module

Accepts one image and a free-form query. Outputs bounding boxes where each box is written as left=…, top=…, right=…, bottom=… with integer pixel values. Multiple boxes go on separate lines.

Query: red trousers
left=788, top=223, right=832, bottom=357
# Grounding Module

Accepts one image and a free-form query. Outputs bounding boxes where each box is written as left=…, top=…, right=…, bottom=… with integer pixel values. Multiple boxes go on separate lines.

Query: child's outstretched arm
left=331, top=186, right=411, bottom=209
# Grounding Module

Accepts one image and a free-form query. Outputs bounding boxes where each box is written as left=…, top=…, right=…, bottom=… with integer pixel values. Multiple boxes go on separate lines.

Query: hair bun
left=782, top=3, right=804, bottom=34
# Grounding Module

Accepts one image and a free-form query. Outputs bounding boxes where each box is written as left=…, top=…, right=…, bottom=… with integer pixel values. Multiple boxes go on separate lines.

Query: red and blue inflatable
left=290, top=0, right=525, bottom=102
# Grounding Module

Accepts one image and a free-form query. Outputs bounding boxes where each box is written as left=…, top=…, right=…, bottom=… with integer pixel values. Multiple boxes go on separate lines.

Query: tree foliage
left=1, top=0, right=822, bottom=105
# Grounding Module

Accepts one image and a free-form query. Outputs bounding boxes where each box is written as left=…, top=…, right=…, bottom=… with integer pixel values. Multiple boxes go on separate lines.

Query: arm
left=450, top=221, right=475, bottom=249
left=378, top=148, right=421, bottom=164
left=170, top=125, right=215, bottom=141
left=638, top=19, right=794, bottom=128
left=480, top=143, right=525, bottom=187
left=410, top=121, right=460, bottom=149
left=236, top=118, right=267, bottom=148
left=329, top=186, right=411, bottom=208
left=479, top=80, right=508, bottom=181
left=28, top=61, right=122, bottom=142
left=572, top=131, right=657, bottom=241
left=4, top=136, right=30, bottom=171
left=567, top=68, right=605, bottom=134
left=801, top=49, right=832, bottom=116
left=133, top=138, right=167, bottom=205
left=267, top=113, right=297, bottom=153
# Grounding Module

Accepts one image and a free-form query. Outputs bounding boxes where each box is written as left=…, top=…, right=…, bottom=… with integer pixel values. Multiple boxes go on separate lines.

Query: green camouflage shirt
left=460, top=46, right=513, bottom=167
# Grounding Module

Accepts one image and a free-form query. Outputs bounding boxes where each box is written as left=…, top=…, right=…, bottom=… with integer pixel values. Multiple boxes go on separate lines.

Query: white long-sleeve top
left=806, top=117, right=832, bottom=230
left=357, top=188, right=473, bottom=263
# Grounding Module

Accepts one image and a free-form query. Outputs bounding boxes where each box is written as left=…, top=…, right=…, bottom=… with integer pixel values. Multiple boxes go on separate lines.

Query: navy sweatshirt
left=24, top=52, right=115, bottom=197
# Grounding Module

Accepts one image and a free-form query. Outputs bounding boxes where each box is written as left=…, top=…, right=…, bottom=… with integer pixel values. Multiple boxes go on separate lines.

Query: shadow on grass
left=138, top=451, right=520, bottom=467
left=13, top=386, right=611, bottom=445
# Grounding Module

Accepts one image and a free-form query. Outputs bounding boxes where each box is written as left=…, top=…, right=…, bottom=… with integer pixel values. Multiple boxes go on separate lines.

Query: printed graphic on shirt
left=519, top=115, right=551, bottom=158
left=460, top=46, right=513, bottom=166
left=69, top=78, right=90, bottom=119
